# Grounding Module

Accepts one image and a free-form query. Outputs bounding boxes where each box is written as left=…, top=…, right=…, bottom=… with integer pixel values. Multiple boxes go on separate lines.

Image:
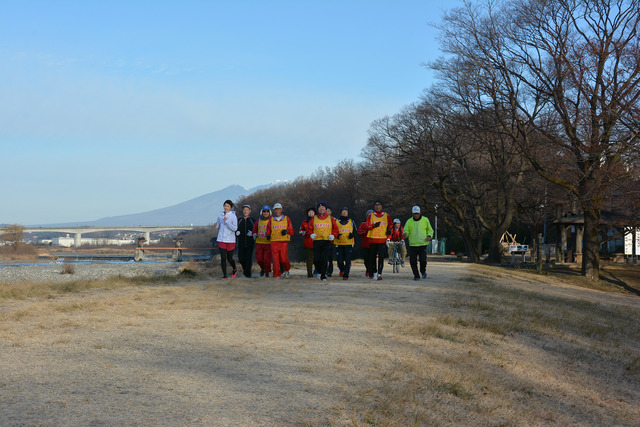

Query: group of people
left=213, top=199, right=434, bottom=281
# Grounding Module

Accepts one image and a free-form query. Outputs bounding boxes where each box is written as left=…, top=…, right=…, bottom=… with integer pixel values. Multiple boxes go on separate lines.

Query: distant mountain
left=37, top=181, right=289, bottom=227
left=247, top=180, right=290, bottom=193
left=90, top=184, right=250, bottom=226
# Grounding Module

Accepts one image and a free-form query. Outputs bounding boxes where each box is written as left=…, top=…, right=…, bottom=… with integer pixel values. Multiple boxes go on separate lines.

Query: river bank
left=0, top=260, right=184, bottom=284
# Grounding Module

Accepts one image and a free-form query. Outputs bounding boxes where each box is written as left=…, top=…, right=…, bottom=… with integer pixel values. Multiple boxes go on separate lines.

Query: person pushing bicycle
left=387, top=218, right=407, bottom=267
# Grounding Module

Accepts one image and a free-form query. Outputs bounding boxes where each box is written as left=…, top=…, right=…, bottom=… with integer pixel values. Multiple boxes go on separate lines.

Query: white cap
left=393, top=218, right=401, bottom=223
left=273, top=203, right=283, bottom=209
left=412, top=206, right=421, bottom=214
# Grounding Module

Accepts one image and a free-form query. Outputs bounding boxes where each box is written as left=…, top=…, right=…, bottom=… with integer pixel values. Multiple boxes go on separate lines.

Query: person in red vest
left=308, top=202, right=339, bottom=282
left=269, top=202, right=294, bottom=278
left=252, top=205, right=273, bottom=277
left=364, top=200, right=392, bottom=280
left=358, top=209, right=373, bottom=278
left=299, top=207, right=316, bottom=278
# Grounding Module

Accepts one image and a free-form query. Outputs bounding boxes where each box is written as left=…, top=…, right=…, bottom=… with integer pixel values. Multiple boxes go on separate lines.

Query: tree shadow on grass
left=495, top=263, right=640, bottom=297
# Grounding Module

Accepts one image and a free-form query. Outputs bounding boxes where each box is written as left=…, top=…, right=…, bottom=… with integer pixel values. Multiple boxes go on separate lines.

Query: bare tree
left=0, top=224, right=25, bottom=246
left=436, top=0, right=640, bottom=278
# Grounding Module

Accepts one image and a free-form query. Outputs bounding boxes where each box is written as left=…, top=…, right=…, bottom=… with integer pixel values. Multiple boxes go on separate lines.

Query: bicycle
left=387, top=240, right=404, bottom=273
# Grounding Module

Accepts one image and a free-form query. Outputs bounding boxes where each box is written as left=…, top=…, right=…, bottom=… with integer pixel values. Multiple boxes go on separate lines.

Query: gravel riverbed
left=0, top=260, right=183, bottom=283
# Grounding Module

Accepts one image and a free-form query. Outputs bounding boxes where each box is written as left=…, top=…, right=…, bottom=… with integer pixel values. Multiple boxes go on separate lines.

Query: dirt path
left=1, top=262, right=638, bottom=426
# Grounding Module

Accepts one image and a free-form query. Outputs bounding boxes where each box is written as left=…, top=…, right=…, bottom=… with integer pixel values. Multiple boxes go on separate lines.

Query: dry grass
left=59, top=263, right=75, bottom=275
left=338, top=266, right=640, bottom=426
left=0, top=260, right=221, bottom=302
left=0, top=244, right=40, bottom=260
left=505, top=262, right=640, bottom=296
left=0, top=273, right=181, bottom=302
left=1, top=263, right=639, bottom=426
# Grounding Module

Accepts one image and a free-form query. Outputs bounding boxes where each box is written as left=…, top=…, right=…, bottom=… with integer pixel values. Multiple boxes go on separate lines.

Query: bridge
left=5, top=226, right=196, bottom=247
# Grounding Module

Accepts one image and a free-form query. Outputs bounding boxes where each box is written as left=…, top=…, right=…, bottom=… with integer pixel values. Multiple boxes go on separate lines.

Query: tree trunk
left=581, top=208, right=600, bottom=280
left=461, top=232, right=482, bottom=262
left=487, top=226, right=510, bottom=264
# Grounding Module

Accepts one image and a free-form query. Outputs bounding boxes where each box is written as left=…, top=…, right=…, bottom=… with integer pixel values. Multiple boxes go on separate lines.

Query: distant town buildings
left=48, top=236, right=139, bottom=247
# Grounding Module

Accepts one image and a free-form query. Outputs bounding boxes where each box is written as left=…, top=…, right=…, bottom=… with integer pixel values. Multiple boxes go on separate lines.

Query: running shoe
left=377, top=275, right=383, bottom=280
left=422, top=272, right=427, bottom=279
left=232, top=269, right=238, bottom=279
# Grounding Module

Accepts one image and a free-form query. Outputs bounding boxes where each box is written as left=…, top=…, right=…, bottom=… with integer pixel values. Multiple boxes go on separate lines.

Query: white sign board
left=509, top=244, right=529, bottom=253
left=624, top=228, right=640, bottom=255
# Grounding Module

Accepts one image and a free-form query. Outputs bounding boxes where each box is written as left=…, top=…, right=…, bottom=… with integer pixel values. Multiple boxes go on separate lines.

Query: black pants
left=305, top=247, right=314, bottom=277
left=368, top=242, right=387, bottom=276
left=313, top=240, right=332, bottom=279
left=219, top=248, right=237, bottom=278
left=336, top=245, right=353, bottom=278
left=409, top=245, right=428, bottom=278
left=327, top=245, right=334, bottom=276
left=362, top=247, right=371, bottom=276
left=237, top=243, right=254, bottom=277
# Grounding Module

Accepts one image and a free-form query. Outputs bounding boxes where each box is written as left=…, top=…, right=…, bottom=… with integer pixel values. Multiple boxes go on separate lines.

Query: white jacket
left=215, top=210, right=238, bottom=244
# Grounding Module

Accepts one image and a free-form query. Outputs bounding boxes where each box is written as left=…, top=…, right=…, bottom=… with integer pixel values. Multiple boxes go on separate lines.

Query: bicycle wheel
left=392, top=248, right=399, bottom=273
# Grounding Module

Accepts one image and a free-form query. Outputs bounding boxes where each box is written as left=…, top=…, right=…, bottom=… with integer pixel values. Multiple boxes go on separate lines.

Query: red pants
left=271, top=241, right=290, bottom=277
left=255, top=243, right=272, bottom=274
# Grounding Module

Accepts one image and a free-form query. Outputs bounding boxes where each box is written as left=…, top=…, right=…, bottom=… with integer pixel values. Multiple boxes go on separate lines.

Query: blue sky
left=1, top=0, right=458, bottom=225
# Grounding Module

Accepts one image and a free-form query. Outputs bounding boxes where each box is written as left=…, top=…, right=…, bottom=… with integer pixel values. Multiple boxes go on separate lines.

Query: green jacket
left=403, top=216, right=434, bottom=247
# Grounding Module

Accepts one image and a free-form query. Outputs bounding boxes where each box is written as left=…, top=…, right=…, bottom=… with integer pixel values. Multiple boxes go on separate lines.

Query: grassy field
left=1, top=262, right=639, bottom=426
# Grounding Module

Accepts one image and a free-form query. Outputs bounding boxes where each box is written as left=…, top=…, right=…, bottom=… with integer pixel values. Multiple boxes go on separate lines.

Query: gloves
left=387, top=238, right=391, bottom=244
left=328, top=235, right=334, bottom=241
left=300, top=230, right=306, bottom=236
left=373, top=222, right=380, bottom=228
left=348, top=232, right=354, bottom=239
left=235, top=231, right=241, bottom=236
left=281, top=229, right=288, bottom=236
left=386, top=228, right=391, bottom=236
left=310, top=233, right=317, bottom=240
left=247, top=231, right=253, bottom=237
left=253, top=234, right=257, bottom=240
